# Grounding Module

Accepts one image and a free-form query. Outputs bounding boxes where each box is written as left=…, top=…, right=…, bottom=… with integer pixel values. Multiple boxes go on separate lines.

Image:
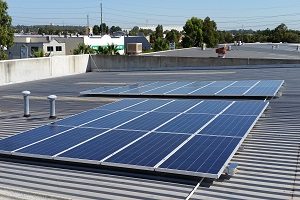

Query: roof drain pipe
left=47, top=95, right=57, bottom=119
left=22, top=91, right=31, bottom=117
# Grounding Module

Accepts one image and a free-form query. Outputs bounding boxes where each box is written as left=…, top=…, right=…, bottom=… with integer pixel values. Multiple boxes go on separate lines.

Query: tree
left=165, top=29, right=180, bottom=43
left=224, top=32, right=234, bottom=43
left=93, top=25, right=100, bottom=35
left=129, top=26, right=140, bottom=36
left=273, top=23, right=288, bottom=42
left=155, top=25, right=164, bottom=39
left=153, top=37, right=168, bottom=51
left=202, top=17, right=218, bottom=48
left=99, top=23, right=109, bottom=35
left=73, top=43, right=95, bottom=55
left=181, top=17, right=203, bottom=48
left=96, top=44, right=120, bottom=55
left=109, top=26, right=122, bottom=34
left=0, top=0, right=14, bottom=60
left=32, top=49, right=45, bottom=58
left=139, top=28, right=154, bottom=36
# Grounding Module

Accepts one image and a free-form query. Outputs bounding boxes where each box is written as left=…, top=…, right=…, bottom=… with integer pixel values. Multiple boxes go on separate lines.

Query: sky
left=5, top=0, right=300, bottom=30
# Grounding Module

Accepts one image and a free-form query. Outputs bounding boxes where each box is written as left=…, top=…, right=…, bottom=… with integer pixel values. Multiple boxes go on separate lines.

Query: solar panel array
left=0, top=99, right=269, bottom=178
left=80, top=80, right=284, bottom=98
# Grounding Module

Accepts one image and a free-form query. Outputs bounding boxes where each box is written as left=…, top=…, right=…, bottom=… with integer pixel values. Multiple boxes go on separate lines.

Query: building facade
left=9, top=36, right=66, bottom=59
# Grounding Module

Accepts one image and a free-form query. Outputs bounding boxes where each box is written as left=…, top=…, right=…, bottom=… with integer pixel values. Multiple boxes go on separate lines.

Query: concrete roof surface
left=0, top=64, right=299, bottom=200
left=144, top=45, right=300, bottom=60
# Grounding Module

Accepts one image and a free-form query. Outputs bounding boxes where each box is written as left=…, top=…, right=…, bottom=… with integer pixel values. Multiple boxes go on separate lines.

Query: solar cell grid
left=105, top=132, right=189, bottom=167
left=153, top=100, right=200, bottom=113
left=231, top=80, right=259, bottom=87
left=0, top=125, right=71, bottom=152
left=158, top=135, right=241, bottom=175
left=223, top=101, right=268, bottom=115
left=199, top=115, right=258, bottom=137
left=124, top=99, right=171, bottom=112
left=119, top=112, right=179, bottom=131
left=217, top=87, right=251, bottom=95
left=17, top=128, right=108, bottom=156
left=187, top=100, right=231, bottom=114
left=189, top=87, right=226, bottom=95
left=94, top=99, right=146, bottom=110
left=156, top=114, right=215, bottom=134
left=82, top=111, right=145, bottom=129
left=54, top=110, right=114, bottom=126
left=57, top=130, right=146, bottom=161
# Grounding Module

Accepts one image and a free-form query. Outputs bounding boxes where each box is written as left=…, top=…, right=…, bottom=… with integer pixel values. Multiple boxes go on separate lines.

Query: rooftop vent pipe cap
left=47, top=95, right=57, bottom=100
left=22, top=91, right=31, bottom=96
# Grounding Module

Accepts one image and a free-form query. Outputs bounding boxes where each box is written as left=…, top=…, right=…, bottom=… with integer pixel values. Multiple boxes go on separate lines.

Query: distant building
left=84, top=35, right=125, bottom=55
left=9, top=36, right=66, bottom=59
left=54, top=37, right=84, bottom=55
left=124, top=36, right=151, bottom=52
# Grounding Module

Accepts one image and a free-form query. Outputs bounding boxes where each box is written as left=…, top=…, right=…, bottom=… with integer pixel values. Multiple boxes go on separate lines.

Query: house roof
left=0, top=65, right=299, bottom=199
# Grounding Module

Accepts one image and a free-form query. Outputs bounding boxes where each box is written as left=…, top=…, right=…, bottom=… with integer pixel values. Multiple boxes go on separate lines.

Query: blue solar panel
left=187, top=101, right=231, bottom=114
left=18, top=128, right=108, bottom=156
left=105, top=132, right=189, bottom=167
left=199, top=115, right=258, bottom=137
left=82, top=111, right=144, bottom=129
left=0, top=99, right=269, bottom=179
left=217, top=87, right=250, bottom=95
left=94, top=99, right=146, bottom=110
left=80, top=80, right=284, bottom=98
left=165, top=81, right=198, bottom=87
left=0, top=125, right=71, bottom=152
left=244, top=80, right=284, bottom=96
left=153, top=100, right=201, bottom=113
left=121, top=86, right=156, bottom=94
left=58, top=130, right=145, bottom=161
left=125, top=99, right=171, bottom=112
left=223, top=101, right=268, bottom=115
left=101, top=87, right=134, bottom=94
left=165, top=87, right=200, bottom=95
left=54, top=110, right=114, bottom=126
left=208, top=81, right=235, bottom=87
left=143, top=87, right=181, bottom=95
left=158, top=135, right=241, bottom=176
left=190, top=87, right=225, bottom=95
left=245, top=87, right=279, bottom=96
left=230, top=80, right=258, bottom=87
left=156, top=114, right=215, bottom=134
left=119, top=112, right=178, bottom=131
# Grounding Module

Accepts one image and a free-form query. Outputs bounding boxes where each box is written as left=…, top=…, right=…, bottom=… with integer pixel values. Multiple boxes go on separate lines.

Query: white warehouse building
left=9, top=34, right=125, bottom=59
left=84, top=35, right=125, bottom=55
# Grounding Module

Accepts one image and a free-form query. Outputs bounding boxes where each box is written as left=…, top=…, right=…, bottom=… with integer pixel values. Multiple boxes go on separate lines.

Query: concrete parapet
left=90, top=55, right=300, bottom=72
left=0, top=55, right=89, bottom=85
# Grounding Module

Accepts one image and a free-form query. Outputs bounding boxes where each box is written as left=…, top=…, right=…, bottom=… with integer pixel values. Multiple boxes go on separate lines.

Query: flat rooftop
left=144, top=44, right=300, bottom=59
left=0, top=64, right=299, bottom=199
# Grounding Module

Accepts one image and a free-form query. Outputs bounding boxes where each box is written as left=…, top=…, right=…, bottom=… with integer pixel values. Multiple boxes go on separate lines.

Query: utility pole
left=100, top=1, right=103, bottom=36
left=87, top=14, right=90, bottom=35
left=242, top=24, right=244, bottom=44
